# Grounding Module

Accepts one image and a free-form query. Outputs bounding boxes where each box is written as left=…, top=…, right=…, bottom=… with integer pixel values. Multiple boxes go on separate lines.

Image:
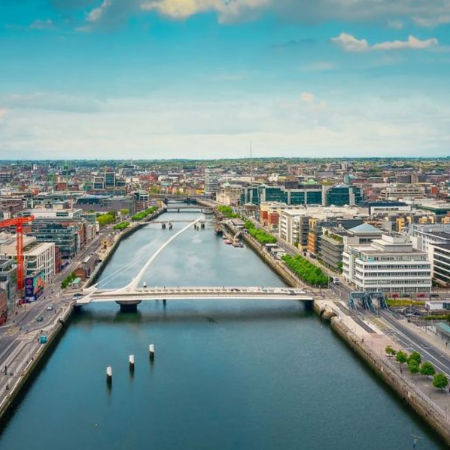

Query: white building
left=0, top=234, right=56, bottom=282
left=204, top=168, right=219, bottom=196
left=343, top=233, right=431, bottom=293
left=279, top=206, right=366, bottom=247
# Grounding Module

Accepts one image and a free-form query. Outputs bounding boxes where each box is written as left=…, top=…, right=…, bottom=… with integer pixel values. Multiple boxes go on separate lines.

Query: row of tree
left=244, top=221, right=277, bottom=245
left=385, top=346, right=449, bottom=390
left=131, top=206, right=158, bottom=221
left=281, top=254, right=329, bottom=287
left=113, top=221, right=130, bottom=231
left=216, top=205, right=239, bottom=219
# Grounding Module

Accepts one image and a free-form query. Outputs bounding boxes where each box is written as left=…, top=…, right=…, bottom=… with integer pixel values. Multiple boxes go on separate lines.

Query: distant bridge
left=164, top=204, right=213, bottom=213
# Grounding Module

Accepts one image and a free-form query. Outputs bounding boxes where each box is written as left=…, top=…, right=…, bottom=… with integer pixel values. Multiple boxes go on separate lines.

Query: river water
left=0, top=210, right=444, bottom=449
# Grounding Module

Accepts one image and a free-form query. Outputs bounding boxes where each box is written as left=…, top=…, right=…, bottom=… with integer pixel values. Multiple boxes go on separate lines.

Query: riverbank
left=331, top=316, right=450, bottom=445
left=0, top=207, right=165, bottom=423
left=0, top=302, right=74, bottom=421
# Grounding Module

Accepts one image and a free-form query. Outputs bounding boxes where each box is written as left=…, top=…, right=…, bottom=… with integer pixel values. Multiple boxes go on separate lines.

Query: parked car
left=73, top=293, right=83, bottom=299
left=417, top=293, right=426, bottom=298
left=36, top=316, right=44, bottom=322
left=430, top=293, right=440, bottom=298
left=47, top=305, right=53, bottom=311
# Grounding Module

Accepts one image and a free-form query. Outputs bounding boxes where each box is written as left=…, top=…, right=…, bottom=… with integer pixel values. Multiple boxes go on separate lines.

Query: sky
left=0, top=0, right=450, bottom=160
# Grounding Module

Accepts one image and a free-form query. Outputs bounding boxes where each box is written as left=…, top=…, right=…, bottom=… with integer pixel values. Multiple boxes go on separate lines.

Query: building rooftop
left=349, top=223, right=382, bottom=234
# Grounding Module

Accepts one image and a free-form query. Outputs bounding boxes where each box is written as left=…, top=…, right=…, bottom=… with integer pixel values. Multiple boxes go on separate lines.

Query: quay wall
left=0, top=303, right=74, bottom=422
left=331, top=317, right=450, bottom=446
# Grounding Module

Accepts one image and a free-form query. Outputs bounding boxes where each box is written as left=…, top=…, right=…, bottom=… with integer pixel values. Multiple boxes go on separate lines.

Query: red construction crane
left=0, top=216, right=34, bottom=291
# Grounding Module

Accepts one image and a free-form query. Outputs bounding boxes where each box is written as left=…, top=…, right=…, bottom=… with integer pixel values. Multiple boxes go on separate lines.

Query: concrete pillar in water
left=117, top=300, right=141, bottom=312
left=129, top=355, right=135, bottom=371
left=149, top=344, right=155, bottom=360
left=106, top=366, right=113, bottom=384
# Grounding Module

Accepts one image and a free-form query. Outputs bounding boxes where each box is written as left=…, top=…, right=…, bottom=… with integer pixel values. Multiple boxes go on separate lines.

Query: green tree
left=120, top=209, right=130, bottom=216
left=420, top=362, right=436, bottom=379
left=408, top=359, right=419, bottom=377
left=433, top=373, right=449, bottom=390
left=396, top=351, right=408, bottom=372
left=385, top=345, right=396, bottom=358
left=408, top=351, right=422, bottom=365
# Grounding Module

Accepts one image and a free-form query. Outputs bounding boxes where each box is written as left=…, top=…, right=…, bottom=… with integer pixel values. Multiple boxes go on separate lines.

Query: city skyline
left=1, top=0, right=449, bottom=159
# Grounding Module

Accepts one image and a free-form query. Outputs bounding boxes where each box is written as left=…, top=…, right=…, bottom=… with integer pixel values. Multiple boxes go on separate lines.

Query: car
left=401, top=293, right=411, bottom=298
left=430, top=293, right=440, bottom=298
left=47, top=305, right=53, bottom=311
left=417, top=293, right=426, bottom=298
left=73, top=293, right=83, bottom=299
left=36, top=316, right=44, bottom=322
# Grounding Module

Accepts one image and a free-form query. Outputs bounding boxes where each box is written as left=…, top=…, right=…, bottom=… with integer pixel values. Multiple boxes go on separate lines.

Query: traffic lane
left=381, top=311, right=450, bottom=375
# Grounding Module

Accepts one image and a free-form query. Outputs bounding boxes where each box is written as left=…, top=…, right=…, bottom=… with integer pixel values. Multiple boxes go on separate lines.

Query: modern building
left=279, top=206, right=366, bottom=248
left=0, top=235, right=56, bottom=282
left=0, top=288, right=7, bottom=325
left=429, top=244, right=450, bottom=287
left=204, top=168, right=219, bottom=196
left=241, top=184, right=323, bottom=206
left=343, top=233, right=431, bottom=293
left=323, top=184, right=363, bottom=207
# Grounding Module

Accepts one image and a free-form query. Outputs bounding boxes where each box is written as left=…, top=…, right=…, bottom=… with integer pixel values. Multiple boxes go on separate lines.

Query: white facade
left=0, top=235, right=55, bottom=282
left=204, top=168, right=219, bottom=196
left=343, top=233, right=431, bottom=293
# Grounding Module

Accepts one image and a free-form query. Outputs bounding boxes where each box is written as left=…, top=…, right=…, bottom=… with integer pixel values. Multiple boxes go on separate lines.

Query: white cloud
left=373, top=35, right=438, bottom=50
left=331, top=33, right=369, bottom=52
left=141, top=0, right=270, bottom=23
left=30, top=19, right=54, bottom=29
left=2, top=92, right=450, bottom=158
left=71, top=0, right=450, bottom=30
left=413, top=15, right=450, bottom=27
left=87, top=0, right=112, bottom=23
left=332, top=33, right=438, bottom=52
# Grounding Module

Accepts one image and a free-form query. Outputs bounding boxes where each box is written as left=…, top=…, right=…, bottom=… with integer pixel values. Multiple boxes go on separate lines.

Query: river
left=0, top=210, right=444, bottom=449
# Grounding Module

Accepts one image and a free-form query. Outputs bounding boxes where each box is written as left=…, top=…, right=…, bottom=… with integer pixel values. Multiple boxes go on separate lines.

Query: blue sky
left=0, top=0, right=449, bottom=159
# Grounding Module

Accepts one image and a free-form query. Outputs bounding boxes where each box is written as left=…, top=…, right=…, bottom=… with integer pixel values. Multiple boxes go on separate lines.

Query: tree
left=408, top=359, right=419, bottom=377
left=385, top=345, right=396, bottom=358
left=408, top=351, right=422, bottom=365
left=120, top=209, right=130, bottom=216
left=396, top=351, right=408, bottom=373
left=433, top=373, right=449, bottom=390
left=420, top=362, right=436, bottom=379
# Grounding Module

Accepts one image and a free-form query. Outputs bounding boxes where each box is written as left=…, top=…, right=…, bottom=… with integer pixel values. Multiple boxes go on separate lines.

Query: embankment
left=0, top=303, right=74, bottom=422
left=332, top=317, right=450, bottom=446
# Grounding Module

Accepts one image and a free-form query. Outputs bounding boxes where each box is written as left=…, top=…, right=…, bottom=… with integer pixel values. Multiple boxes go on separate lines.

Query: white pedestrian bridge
left=75, top=218, right=314, bottom=310
left=76, top=286, right=314, bottom=308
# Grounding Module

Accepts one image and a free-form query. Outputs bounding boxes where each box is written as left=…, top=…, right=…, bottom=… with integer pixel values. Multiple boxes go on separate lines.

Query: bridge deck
left=78, top=287, right=313, bottom=305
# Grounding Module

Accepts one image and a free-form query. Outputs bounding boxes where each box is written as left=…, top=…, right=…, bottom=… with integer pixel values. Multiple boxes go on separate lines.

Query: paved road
left=0, top=226, right=113, bottom=366
left=380, top=310, right=450, bottom=376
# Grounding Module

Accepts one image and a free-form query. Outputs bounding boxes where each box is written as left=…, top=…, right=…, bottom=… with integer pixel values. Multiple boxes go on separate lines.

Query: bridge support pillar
left=116, top=301, right=142, bottom=312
